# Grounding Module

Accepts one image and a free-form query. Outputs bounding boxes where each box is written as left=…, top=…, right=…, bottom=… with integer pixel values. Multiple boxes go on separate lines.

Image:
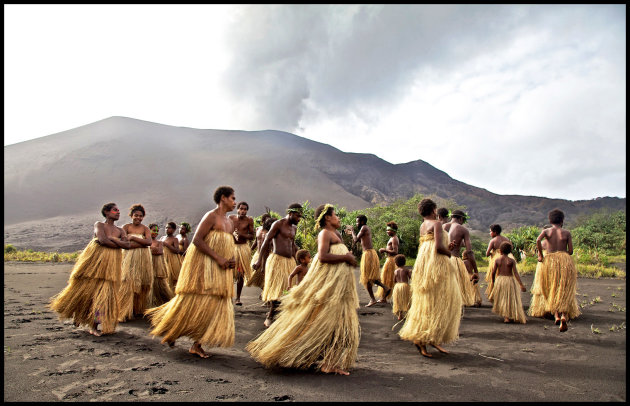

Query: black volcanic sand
left=4, top=262, right=626, bottom=402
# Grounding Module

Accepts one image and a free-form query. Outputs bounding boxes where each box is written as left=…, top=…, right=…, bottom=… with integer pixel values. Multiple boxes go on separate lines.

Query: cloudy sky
left=4, top=4, right=626, bottom=201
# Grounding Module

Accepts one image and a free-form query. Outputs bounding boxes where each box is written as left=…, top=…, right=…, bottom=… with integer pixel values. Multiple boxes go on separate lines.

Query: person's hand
left=253, top=260, right=261, bottom=271
left=520, top=284, right=527, bottom=292
left=471, top=273, right=479, bottom=282
left=537, top=255, right=543, bottom=262
left=345, top=253, right=357, bottom=267
left=233, top=230, right=239, bottom=240
left=448, top=241, right=455, bottom=250
left=378, top=248, right=385, bottom=254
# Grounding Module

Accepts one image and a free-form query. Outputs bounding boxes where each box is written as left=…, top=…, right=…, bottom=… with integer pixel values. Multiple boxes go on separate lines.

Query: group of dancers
left=49, top=185, right=580, bottom=375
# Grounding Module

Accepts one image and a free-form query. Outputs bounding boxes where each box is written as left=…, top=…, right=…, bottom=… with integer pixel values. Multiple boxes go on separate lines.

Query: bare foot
left=263, top=318, right=272, bottom=328
left=397, top=314, right=402, bottom=321
left=235, top=299, right=242, bottom=306
left=376, top=299, right=387, bottom=304
left=89, top=328, right=102, bottom=337
left=366, top=300, right=377, bottom=307
left=415, top=343, right=432, bottom=358
left=189, top=345, right=210, bottom=358
left=559, top=317, right=568, bottom=332
left=431, top=344, right=449, bottom=354
left=321, top=366, right=350, bottom=375
left=504, top=317, right=510, bottom=323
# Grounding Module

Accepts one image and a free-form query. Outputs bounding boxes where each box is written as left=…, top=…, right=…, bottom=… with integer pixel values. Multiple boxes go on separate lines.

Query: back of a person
left=495, top=255, right=515, bottom=278
left=546, top=227, right=570, bottom=253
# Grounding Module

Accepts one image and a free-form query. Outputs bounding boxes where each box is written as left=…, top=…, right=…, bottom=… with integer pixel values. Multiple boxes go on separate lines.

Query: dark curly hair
left=394, top=254, right=406, bottom=267
left=148, top=223, right=159, bottom=231
left=418, top=199, right=437, bottom=217
left=386, top=221, right=398, bottom=231
left=167, top=222, right=177, bottom=230
left=180, top=222, right=191, bottom=233
left=490, top=224, right=502, bottom=235
left=101, top=202, right=117, bottom=217
left=237, top=201, right=249, bottom=210
left=356, top=214, right=368, bottom=225
left=437, top=207, right=449, bottom=219
left=499, top=241, right=513, bottom=255
left=213, top=185, right=234, bottom=204
left=296, top=249, right=310, bottom=263
left=548, top=209, right=565, bottom=225
left=129, top=204, right=145, bottom=217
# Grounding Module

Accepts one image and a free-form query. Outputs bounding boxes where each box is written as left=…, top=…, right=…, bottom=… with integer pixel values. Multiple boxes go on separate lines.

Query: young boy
left=536, top=209, right=580, bottom=332
left=462, top=250, right=482, bottom=307
left=484, top=224, right=513, bottom=301
left=489, top=241, right=527, bottom=324
left=149, top=223, right=174, bottom=306
left=391, top=254, right=412, bottom=320
left=288, top=249, right=312, bottom=289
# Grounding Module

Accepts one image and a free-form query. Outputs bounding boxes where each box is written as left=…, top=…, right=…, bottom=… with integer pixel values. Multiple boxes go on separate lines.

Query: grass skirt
left=234, top=243, right=253, bottom=283
left=376, top=256, right=396, bottom=300
left=392, top=282, right=411, bottom=315
left=485, top=250, right=516, bottom=301
left=359, top=249, right=381, bottom=288
left=398, top=233, right=462, bottom=346
left=451, top=256, right=475, bottom=306
left=246, top=250, right=265, bottom=289
left=262, top=253, right=295, bottom=302
left=163, top=247, right=182, bottom=289
left=246, top=243, right=360, bottom=371
left=145, top=231, right=235, bottom=347
left=528, top=252, right=548, bottom=317
left=539, top=251, right=581, bottom=319
left=151, top=254, right=174, bottom=306
left=490, top=275, right=527, bottom=323
left=49, top=239, right=122, bottom=334
left=118, top=241, right=153, bottom=321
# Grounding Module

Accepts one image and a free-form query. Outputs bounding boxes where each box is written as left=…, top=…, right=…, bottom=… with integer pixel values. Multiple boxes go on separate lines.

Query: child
left=391, top=254, right=412, bottom=320
left=288, top=249, right=311, bottom=289
left=489, top=241, right=527, bottom=324
left=462, top=250, right=482, bottom=307
left=536, top=209, right=581, bottom=332
left=149, top=223, right=174, bottom=306
left=161, top=222, right=182, bottom=291
left=484, top=224, right=514, bottom=301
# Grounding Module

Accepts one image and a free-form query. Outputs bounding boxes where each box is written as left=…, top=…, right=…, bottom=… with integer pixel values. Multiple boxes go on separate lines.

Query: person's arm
left=318, top=230, right=357, bottom=266
left=243, top=218, right=256, bottom=241
left=463, top=231, right=479, bottom=271
left=491, top=261, right=498, bottom=284
left=486, top=239, right=493, bottom=257
left=536, top=230, right=546, bottom=262
left=567, top=231, right=573, bottom=255
left=253, top=221, right=280, bottom=270
left=512, top=260, right=526, bottom=291
left=352, top=225, right=366, bottom=244
left=192, top=212, right=235, bottom=270
left=288, top=266, right=300, bottom=289
left=95, top=222, right=121, bottom=248
left=251, top=230, right=259, bottom=251
left=163, top=237, right=181, bottom=254
left=434, top=223, right=451, bottom=257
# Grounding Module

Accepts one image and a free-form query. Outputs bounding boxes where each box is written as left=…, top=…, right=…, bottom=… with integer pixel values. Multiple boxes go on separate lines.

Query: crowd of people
left=49, top=185, right=580, bottom=375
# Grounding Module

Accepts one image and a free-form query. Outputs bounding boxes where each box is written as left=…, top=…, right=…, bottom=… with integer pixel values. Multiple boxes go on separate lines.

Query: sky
left=4, top=4, right=626, bottom=201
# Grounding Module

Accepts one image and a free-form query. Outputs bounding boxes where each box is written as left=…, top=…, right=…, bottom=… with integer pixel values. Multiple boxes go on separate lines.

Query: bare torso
left=542, top=227, right=571, bottom=253
left=357, top=225, right=373, bottom=251
left=229, top=214, right=254, bottom=245
left=448, top=222, right=468, bottom=257
left=271, top=218, right=297, bottom=258
left=394, top=267, right=410, bottom=283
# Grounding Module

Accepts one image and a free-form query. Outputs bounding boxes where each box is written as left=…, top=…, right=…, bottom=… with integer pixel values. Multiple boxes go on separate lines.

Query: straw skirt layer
left=490, top=275, right=527, bottom=323
left=539, top=251, right=581, bottom=319
left=233, top=243, right=254, bottom=282
left=376, top=256, right=396, bottom=300
left=145, top=231, right=236, bottom=347
left=451, top=256, right=475, bottom=306
left=151, top=254, right=174, bottom=306
left=49, top=239, right=122, bottom=334
left=392, top=282, right=411, bottom=315
left=163, top=247, right=182, bottom=289
left=246, top=250, right=265, bottom=289
left=398, top=232, right=462, bottom=346
left=262, top=253, right=295, bottom=302
left=359, top=249, right=381, bottom=288
left=118, top=237, right=153, bottom=322
left=246, top=243, right=360, bottom=371
left=528, top=251, right=548, bottom=317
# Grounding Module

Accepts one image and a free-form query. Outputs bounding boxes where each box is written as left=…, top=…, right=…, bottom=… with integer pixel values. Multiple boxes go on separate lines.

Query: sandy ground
left=3, top=261, right=626, bottom=402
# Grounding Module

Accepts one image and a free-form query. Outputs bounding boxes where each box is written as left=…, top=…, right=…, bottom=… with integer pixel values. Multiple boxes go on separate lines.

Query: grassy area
left=4, top=245, right=81, bottom=263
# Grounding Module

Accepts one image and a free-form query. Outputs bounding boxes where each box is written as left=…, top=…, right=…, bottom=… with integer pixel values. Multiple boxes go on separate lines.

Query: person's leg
left=559, top=312, right=568, bottom=332
left=189, top=341, right=210, bottom=358
left=366, top=281, right=377, bottom=306
left=374, top=280, right=391, bottom=303
left=264, top=300, right=280, bottom=327
left=235, top=272, right=244, bottom=305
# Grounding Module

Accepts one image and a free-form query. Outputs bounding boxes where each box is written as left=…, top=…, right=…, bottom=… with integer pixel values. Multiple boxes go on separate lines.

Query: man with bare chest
left=228, top=202, right=255, bottom=306
left=346, top=215, right=390, bottom=307
left=253, top=203, right=303, bottom=327
left=445, top=210, right=479, bottom=307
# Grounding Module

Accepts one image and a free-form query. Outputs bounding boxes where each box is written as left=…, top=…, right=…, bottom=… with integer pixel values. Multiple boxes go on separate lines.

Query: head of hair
left=213, top=185, right=234, bottom=204
left=167, top=221, right=177, bottom=230
left=418, top=198, right=437, bottom=217
left=237, top=201, right=249, bottom=210
left=314, top=204, right=335, bottom=228
left=263, top=217, right=276, bottom=231
left=148, top=223, right=158, bottom=231
left=490, top=224, right=502, bottom=235
left=548, top=209, right=565, bottom=225
left=394, top=254, right=406, bottom=267
left=356, top=214, right=367, bottom=225
left=101, top=202, right=117, bottom=217
left=180, top=222, right=191, bottom=233
left=296, top=249, right=310, bottom=262
left=437, top=207, right=449, bottom=219
left=499, top=241, right=513, bottom=255
left=260, top=213, right=271, bottom=223
left=129, top=204, right=145, bottom=217
left=287, top=203, right=303, bottom=211
left=386, top=221, right=398, bottom=230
